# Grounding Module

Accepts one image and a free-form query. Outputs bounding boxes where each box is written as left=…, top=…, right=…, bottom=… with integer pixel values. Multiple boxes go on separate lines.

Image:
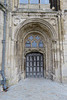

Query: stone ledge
left=12, top=8, right=58, bottom=14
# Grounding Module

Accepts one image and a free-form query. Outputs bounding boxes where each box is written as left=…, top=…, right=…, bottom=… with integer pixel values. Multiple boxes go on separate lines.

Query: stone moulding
left=14, top=18, right=57, bottom=41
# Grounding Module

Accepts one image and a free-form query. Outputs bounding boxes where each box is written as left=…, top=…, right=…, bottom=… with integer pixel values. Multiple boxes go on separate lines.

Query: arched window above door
left=32, top=41, right=37, bottom=48
left=25, top=34, right=44, bottom=48
left=28, top=36, right=33, bottom=40
left=35, top=36, right=40, bottom=40
left=25, top=41, right=31, bottom=48
left=39, top=41, right=44, bottom=48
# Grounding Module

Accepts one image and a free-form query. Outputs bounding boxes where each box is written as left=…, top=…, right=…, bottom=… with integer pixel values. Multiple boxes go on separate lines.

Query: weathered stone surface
left=0, top=0, right=67, bottom=85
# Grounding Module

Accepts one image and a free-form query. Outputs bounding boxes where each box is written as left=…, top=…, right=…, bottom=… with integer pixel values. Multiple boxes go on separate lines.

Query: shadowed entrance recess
left=26, top=52, right=44, bottom=78
left=15, top=18, right=57, bottom=80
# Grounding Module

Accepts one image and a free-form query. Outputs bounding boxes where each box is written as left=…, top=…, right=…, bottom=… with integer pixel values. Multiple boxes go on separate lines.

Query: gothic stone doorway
left=25, top=52, right=44, bottom=78
left=14, top=18, right=57, bottom=81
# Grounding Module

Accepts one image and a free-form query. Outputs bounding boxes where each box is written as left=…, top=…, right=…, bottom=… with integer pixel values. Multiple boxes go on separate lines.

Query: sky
left=19, top=0, right=49, bottom=4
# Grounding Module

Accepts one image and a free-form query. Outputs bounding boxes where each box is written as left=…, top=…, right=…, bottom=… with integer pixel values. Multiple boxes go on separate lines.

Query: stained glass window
left=35, top=36, right=40, bottom=40
left=28, top=36, right=33, bottom=40
left=25, top=41, right=31, bottom=48
left=39, top=41, right=44, bottom=48
left=32, top=41, right=37, bottom=48
left=25, top=35, right=44, bottom=48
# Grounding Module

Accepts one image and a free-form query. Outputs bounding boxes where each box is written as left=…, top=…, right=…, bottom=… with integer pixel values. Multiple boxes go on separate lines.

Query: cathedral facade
left=0, top=0, right=67, bottom=87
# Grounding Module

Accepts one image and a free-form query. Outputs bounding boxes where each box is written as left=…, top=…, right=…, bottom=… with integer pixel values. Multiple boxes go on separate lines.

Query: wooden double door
left=26, top=52, right=44, bottom=78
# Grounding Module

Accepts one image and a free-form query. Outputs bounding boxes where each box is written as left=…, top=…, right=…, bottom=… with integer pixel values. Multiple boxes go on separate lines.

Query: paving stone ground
left=0, top=78, right=67, bottom=100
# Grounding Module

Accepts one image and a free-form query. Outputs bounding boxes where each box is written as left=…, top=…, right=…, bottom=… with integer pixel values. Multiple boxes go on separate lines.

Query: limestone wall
left=5, top=10, right=62, bottom=84
left=0, top=10, right=3, bottom=71
left=62, top=11, right=67, bottom=82
left=0, top=10, right=3, bottom=81
left=59, top=0, right=67, bottom=82
left=1, top=0, right=67, bottom=85
left=62, top=0, right=67, bottom=10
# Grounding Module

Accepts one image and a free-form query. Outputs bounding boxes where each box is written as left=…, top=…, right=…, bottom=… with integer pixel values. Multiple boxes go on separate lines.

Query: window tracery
left=35, top=36, right=40, bottom=40
left=28, top=36, right=33, bottom=40
left=32, top=41, right=37, bottom=48
left=39, top=40, right=44, bottom=48
left=25, top=35, right=44, bottom=48
left=25, top=41, right=31, bottom=48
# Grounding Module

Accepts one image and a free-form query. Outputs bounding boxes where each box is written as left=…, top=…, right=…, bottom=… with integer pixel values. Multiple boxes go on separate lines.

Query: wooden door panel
left=26, top=53, right=44, bottom=77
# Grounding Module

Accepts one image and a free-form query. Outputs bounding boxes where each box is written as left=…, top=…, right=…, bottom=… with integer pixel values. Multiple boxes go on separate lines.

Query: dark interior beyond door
left=26, top=52, right=44, bottom=78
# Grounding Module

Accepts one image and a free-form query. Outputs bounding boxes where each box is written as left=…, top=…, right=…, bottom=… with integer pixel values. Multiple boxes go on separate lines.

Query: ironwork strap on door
left=26, top=53, right=44, bottom=78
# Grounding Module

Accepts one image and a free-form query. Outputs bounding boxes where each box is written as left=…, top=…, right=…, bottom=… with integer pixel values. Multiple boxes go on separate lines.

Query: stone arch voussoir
left=14, top=18, right=57, bottom=41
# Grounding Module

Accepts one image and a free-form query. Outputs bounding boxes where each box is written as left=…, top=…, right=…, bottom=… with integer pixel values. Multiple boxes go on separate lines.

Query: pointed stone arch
left=14, top=18, right=57, bottom=80
left=14, top=18, right=57, bottom=41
